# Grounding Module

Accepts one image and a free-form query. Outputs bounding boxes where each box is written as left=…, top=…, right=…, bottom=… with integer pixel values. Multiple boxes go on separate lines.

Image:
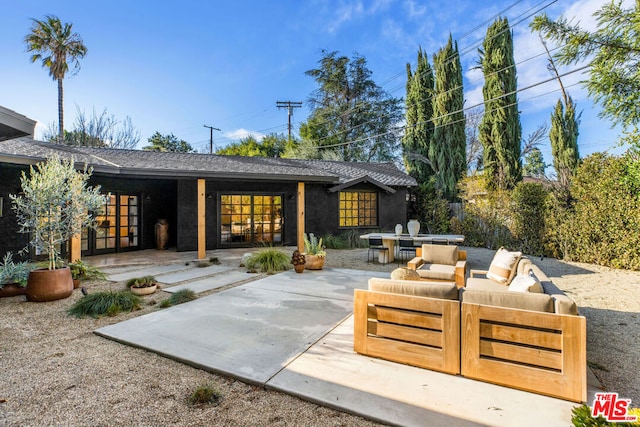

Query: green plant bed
left=67, top=291, right=142, bottom=318
left=160, top=289, right=197, bottom=308
left=244, top=249, right=290, bottom=274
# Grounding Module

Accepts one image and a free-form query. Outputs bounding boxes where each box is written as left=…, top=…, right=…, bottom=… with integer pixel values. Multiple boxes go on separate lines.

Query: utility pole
left=276, top=101, right=302, bottom=141
left=203, top=124, right=221, bottom=154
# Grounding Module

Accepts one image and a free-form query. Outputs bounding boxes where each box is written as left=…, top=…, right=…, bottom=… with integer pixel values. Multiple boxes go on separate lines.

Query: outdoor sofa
left=353, top=254, right=587, bottom=403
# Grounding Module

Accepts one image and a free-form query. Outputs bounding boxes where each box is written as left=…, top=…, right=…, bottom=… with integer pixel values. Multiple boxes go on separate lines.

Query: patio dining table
left=359, top=233, right=465, bottom=263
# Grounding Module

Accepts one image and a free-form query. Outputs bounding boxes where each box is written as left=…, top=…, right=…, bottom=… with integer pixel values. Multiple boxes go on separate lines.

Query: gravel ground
left=0, top=247, right=638, bottom=426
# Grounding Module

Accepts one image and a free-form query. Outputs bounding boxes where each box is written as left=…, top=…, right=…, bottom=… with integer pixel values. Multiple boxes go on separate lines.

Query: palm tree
left=24, top=15, right=87, bottom=144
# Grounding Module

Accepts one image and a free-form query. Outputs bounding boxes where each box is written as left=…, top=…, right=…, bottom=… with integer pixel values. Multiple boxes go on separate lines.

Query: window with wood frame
left=339, top=191, right=378, bottom=227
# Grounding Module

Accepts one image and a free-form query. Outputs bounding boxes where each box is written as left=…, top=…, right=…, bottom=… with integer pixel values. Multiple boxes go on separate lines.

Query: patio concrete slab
left=267, top=315, right=578, bottom=427
left=106, top=264, right=191, bottom=282
left=95, top=269, right=384, bottom=385
left=163, top=270, right=258, bottom=294
left=155, top=264, right=232, bottom=284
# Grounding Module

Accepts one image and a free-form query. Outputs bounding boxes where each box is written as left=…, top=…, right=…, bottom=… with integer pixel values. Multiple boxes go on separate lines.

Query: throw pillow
left=508, top=273, right=544, bottom=293
left=486, top=247, right=522, bottom=285
left=390, top=267, right=421, bottom=281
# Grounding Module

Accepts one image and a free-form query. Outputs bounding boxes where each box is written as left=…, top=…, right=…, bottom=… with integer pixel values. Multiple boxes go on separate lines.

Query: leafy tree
left=523, top=148, right=546, bottom=178
left=479, top=17, right=522, bottom=190
left=216, top=133, right=294, bottom=157
left=43, top=107, right=140, bottom=149
left=300, top=50, right=403, bottom=162
left=143, top=132, right=195, bottom=153
left=549, top=97, right=580, bottom=188
left=24, top=15, right=87, bottom=144
left=531, top=1, right=640, bottom=138
left=403, top=47, right=435, bottom=183
left=432, top=35, right=466, bottom=200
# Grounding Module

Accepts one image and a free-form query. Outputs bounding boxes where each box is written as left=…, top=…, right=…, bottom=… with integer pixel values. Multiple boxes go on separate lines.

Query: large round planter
left=0, top=283, right=27, bottom=298
left=26, top=267, right=74, bottom=302
left=130, top=284, right=157, bottom=296
left=304, top=255, right=325, bottom=270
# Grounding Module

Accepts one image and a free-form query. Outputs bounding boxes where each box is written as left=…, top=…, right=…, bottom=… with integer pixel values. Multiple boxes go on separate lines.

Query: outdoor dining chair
left=367, top=237, right=389, bottom=265
left=397, top=238, right=417, bottom=264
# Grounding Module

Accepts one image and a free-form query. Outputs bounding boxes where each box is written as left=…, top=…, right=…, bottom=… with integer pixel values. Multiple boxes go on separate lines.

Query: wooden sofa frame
left=354, top=287, right=587, bottom=402
left=461, top=301, right=587, bottom=402
left=353, top=289, right=460, bottom=375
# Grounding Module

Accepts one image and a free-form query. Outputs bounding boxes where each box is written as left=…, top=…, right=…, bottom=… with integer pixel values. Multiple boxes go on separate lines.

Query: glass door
left=220, top=194, right=282, bottom=246
left=83, top=193, right=140, bottom=255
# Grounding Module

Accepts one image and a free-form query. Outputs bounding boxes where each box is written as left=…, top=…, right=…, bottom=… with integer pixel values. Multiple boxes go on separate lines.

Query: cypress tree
left=549, top=97, right=580, bottom=188
left=432, top=35, right=466, bottom=200
left=479, top=17, right=522, bottom=190
left=403, top=48, right=435, bottom=184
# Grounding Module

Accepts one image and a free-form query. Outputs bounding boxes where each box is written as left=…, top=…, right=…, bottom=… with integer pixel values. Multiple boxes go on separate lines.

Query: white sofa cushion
left=487, top=248, right=522, bottom=284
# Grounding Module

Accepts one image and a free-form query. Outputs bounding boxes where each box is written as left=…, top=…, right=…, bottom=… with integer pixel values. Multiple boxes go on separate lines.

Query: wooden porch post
left=197, top=179, right=206, bottom=260
left=297, top=182, right=305, bottom=253
left=68, top=234, right=81, bottom=263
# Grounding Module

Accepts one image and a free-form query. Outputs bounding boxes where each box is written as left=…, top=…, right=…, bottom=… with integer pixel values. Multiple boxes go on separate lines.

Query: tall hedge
left=561, top=153, right=640, bottom=269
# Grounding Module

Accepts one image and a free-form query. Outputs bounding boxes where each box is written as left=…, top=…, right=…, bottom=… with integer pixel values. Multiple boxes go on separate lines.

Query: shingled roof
left=0, top=138, right=417, bottom=187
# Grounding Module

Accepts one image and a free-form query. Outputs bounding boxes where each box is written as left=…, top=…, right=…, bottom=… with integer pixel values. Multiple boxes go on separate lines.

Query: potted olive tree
left=10, top=154, right=107, bottom=302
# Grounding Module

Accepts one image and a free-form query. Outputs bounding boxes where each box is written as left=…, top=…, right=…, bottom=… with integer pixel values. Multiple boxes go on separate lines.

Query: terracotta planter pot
left=304, top=255, right=325, bottom=270
left=73, top=279, right=81, bottom=289
left=0, top=283, right=27, bottom=298
left=130, top=284, right=157, bottom=296
left=293, top=265, right=305, bottom=273
left=26, top=267, right=74, bottom=302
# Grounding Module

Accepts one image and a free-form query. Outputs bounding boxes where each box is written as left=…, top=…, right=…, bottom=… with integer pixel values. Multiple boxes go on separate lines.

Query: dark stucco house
left=0, top=108, right=416, bottom=259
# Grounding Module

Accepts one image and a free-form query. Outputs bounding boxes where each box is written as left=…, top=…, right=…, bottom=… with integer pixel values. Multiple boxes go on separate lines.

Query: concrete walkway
left=93, top=264, right=593, bottom=426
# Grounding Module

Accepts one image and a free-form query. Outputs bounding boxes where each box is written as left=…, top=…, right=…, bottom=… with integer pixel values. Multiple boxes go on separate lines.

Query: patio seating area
left=88, top=248, right=599, bottom=426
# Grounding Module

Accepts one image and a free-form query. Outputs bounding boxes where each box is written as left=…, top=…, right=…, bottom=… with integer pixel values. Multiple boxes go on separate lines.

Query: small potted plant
left=291, top=250, right=306, bottom=273
left=69, top=259, right=106, bottom=288
left=303, top=233, right=326, bottom=270
left=10, top=154, right=107, bottom=302
left=0, top=252, right=35, bottom=297
left=126, top=276, right=158, bottom=296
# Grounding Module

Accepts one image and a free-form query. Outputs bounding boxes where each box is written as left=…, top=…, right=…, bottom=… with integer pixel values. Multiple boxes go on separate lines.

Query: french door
left=220, top=194, right=282, bottom=246
left=82, top=193, right=140, bottom=255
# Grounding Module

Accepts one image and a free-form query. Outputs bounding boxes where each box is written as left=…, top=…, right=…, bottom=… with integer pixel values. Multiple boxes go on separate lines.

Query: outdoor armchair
left=407, top=244, right=467, bottom=288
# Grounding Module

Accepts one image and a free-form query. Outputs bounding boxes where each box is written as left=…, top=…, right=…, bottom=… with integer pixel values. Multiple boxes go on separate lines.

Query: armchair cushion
left=368, top=277, right=458, bottom=300
left=416, top=263, right=456, bottom=281
left=421, top=244, right=458, bottom=266
left=487, top=247, right=522, bottom=284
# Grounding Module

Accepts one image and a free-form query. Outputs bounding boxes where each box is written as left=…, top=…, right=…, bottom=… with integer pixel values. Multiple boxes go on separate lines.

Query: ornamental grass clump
left=160, top=289, right=197, bottom=308
left=187, top=383, right=222, bottom=406
left=67, top=290, right=142, bottom=318
left=244, top=248, right=290, bottom=274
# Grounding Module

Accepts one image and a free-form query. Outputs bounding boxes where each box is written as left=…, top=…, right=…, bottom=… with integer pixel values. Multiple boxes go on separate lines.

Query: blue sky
left=0, top=0, right=630, bottom=166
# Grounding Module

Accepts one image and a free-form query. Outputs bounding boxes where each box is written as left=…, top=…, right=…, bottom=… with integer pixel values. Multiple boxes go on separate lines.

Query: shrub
left=303, top=233, right=326, bottom=256
left=511, top=182, right=548, bottom=256
left=68, top=259, right=106, bottom=281
left=322, top=230, right=369, bottom=249
left=188, top=383, right=222, bottom=405
left=160, top=289, right=197, bottom=308
left=67, top=291, right=142, bottom=318
left=244, top=248, right=290, bottom=274
left=559, top=154, right=640, bottom=269
left=411, top=180, right=451, bottom=234
left=0, top=252, right=35, bottom=287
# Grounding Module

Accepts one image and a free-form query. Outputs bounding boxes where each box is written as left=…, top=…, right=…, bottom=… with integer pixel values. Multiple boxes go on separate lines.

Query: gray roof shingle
left=0, top=137, right=417, bottom=187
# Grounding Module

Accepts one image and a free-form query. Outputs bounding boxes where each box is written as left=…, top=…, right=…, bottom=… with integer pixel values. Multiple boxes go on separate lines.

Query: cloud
left=327, top=0, right=364, bottom=33
left=224, top=128, right=266, bottom=141
left=404, top=0, right=427, bottom=19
